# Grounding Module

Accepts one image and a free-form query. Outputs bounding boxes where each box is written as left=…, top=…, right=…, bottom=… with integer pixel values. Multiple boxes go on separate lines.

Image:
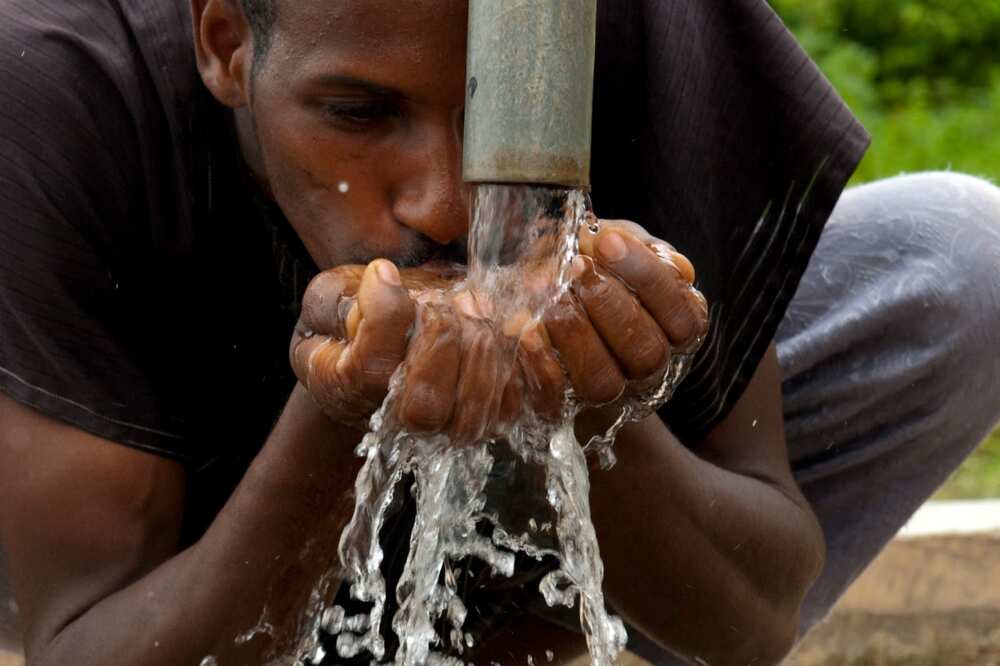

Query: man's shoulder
left=0, top=0, right=209, bottom=245
left=0, top=0, right=201, bottom=152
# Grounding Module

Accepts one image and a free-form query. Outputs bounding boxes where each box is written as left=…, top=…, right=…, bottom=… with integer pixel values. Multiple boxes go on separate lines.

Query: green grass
left=935, top=428, right=1000, bottom=499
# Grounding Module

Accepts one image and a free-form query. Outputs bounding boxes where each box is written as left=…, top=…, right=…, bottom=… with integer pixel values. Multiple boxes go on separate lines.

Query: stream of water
left=284, top=184, right=698, bottom=666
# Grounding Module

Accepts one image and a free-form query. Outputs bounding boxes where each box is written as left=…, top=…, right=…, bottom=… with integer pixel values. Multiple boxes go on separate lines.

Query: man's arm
left=0, top=261, right=422, bottom=666
left=472, top=345, right=817, bottom=666
left=587, top=342, right=823, bottom=665
left=0, top=383, right=364, bottom=665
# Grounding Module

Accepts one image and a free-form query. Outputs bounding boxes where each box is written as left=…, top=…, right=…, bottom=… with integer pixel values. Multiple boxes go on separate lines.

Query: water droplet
left=199, top=657, right=218, bottom=666
left=545, top=650, right=555, bottom=662
left=338, top=181, right=350, bottom=193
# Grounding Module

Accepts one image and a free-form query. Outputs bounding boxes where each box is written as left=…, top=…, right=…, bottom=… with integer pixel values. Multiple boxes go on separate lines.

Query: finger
left=290, top=334, right=381, bottom=427
left=572, top=256, right=670, bottom=381
left=449, top=313, right=504, bottom=443
left=498, top=364, right=525, bottom=426
left=544, top=292, right=627, bottom=406
left=397, top=304, right=461, bottom=433
left=289, top=334, right=346, bottom=398
left=337, top=260, right=416, bottom=403
left=517, top=326, right=568, bottom=420
left=579, top=220, right=695, bottom=284
left=589, top=229, right=707, bottom=350
left=649, top=243, right=696, bottom=284
left=298, top=265, right=365, bottom=339
left=578, top=218, right=665, bottom=257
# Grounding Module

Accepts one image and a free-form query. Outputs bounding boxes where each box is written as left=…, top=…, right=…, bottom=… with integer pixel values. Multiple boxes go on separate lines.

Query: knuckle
left=627, top=334, right=670, bottom=379
left=400, top=389, right=452, bottom=432
left=302, top=270, right=357, bottom=335
left=578, top=280, right=618, bottom=321
left=669, top=290, right=710, bottom=349
left=580, top=369, right=627, bottom=405
left=349, top=357, right=395, bottom=402
left=638, top=262, right=678, bottom=296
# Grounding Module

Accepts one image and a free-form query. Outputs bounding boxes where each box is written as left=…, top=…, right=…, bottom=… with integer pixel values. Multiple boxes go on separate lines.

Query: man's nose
left=391, top=122, right=469, bottom=247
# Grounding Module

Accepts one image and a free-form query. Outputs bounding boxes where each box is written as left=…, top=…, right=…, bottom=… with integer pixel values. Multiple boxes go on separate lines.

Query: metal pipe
left=463, top=0, right=598, bottom=188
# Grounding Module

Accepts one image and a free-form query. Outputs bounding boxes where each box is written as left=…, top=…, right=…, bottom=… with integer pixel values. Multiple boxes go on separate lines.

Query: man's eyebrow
left=309, top=75, right=404, bottom=99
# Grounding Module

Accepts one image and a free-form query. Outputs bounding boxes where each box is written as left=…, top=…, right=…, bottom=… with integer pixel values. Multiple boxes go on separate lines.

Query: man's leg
left=775, top=172, right=1000, bottom=635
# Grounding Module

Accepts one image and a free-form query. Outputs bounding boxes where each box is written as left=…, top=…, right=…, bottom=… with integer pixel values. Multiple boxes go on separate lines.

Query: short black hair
left=239, top=0, right=276, bottom=65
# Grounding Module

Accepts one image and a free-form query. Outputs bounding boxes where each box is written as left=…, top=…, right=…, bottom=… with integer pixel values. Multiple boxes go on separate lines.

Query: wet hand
left=290, top=261, right=419, bottom=429
left=544, top=218, right=709, bottom=406
left=289, top=261, right=513, bottom=442
left=288, top=218, right=708, bottom=442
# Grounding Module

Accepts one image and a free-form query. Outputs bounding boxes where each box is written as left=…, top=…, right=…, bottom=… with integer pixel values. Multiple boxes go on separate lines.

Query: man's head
left=192, top=0, right=470, bottom=270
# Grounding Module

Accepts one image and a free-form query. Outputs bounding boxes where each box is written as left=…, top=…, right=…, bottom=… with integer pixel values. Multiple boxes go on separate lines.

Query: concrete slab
left=899, top=499, right=1000, bottom=538
left=789, top=504, right=1000, bottom=665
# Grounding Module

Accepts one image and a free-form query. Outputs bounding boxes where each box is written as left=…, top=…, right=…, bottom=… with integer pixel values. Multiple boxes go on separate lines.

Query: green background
left=770, top=0, right=1000, bottom=498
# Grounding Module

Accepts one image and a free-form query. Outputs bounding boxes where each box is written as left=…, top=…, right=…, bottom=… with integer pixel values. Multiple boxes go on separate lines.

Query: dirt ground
left=788, top=533, right=1000, bottom=665
left=787, top=609, right=1000, bottom=666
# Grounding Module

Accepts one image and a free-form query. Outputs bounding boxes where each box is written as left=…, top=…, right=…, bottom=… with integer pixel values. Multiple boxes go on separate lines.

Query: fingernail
left=597, top=231, right=628, bottom=262
left=376, top=260, right=402, bottom=286
left=671, top=252, right=696, bottom=284
left=650, top=243, right=674, bottom=262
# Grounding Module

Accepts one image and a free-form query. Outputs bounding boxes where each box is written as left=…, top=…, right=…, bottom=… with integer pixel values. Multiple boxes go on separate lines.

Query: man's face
left=243, top=0, right=470, bottom=270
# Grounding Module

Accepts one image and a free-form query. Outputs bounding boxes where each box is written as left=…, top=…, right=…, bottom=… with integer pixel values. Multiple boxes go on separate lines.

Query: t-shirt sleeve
left=0, top=4, right=198, bottom=460
left=591, top=0, right=871, bottom=441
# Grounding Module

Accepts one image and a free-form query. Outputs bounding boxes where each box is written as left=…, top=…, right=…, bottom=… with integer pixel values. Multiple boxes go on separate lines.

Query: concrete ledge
left=898, top=499, right=1000, bottom=538
left=790, top=609, right=1000, bottom=666
left=790, top=501, right=1000, bottom=665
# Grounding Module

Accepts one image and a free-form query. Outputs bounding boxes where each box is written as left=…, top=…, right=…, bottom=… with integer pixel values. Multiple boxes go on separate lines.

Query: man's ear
left=191, top=0, right=253, bottom=108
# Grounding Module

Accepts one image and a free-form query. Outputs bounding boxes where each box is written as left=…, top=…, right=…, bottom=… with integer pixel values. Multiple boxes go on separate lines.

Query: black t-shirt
left=0, top=0, right=866, bottom=545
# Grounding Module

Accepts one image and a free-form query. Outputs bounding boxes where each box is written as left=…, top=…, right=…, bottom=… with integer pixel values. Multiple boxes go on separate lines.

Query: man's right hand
left=290, top=261, right=418, bottom=430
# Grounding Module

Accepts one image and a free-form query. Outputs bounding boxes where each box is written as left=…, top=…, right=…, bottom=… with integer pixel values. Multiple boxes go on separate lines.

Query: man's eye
left=322, top=101, right=398, bottom=129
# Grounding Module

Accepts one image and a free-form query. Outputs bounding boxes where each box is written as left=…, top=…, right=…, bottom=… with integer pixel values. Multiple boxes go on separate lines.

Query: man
left=1, top=1, right=999, bottom=665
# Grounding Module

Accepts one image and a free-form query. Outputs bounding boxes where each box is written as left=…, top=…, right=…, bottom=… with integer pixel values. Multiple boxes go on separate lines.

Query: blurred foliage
left=936, top=426, right=1000, bottom=500
left=771, top=1, right=1000, bottom=498
left=769, top=0, right=1000, bottom=184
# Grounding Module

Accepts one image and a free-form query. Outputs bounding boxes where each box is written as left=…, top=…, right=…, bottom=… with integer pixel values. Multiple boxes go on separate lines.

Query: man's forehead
left=272, top=0, right=468, bottom=52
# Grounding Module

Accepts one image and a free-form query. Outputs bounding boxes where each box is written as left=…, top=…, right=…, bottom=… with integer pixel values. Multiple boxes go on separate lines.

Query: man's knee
left=913, top=172, right=1000, bottom=341
left=886, top=172, right=1000, bottom=441
left=844, top=171, right=1000, bottom=335
left=816, top=171, right=1000, bottom=452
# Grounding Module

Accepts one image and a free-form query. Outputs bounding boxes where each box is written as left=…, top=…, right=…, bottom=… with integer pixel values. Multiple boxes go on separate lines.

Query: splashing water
left=290, top=185, right=699, bottom=665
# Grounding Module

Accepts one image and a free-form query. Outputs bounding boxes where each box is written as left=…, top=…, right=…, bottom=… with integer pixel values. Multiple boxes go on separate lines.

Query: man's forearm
left=586, top=415, right=823, bottom=665
left=36, top=384, right=364, bottom=666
